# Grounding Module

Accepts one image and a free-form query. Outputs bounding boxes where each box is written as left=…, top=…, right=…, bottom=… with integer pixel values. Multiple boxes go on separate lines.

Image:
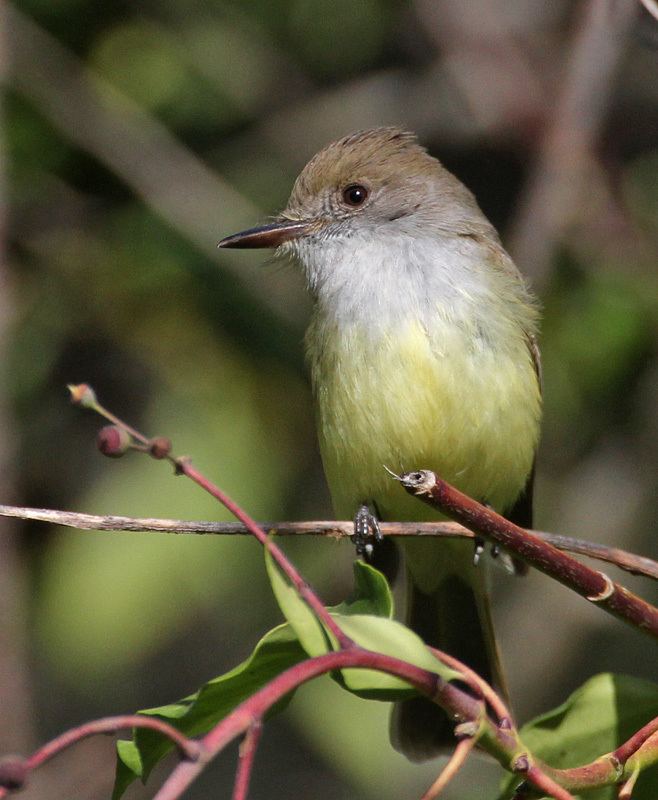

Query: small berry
left=0, top=756, right=28, bottom=790
left=97, top=425, right=131, bottom=457
left=149, top=437, right=172, bottom=459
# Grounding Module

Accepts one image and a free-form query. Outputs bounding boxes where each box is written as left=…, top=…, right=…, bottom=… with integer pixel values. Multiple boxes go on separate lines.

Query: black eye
left=342, top=184, right=369, bottom=207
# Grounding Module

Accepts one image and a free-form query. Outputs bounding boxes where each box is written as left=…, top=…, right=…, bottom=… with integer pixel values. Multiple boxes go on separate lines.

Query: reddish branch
left=420, top=734, right=479, bottom=800
left=232, top=722, right=262, bottom=800
left=399, top=470, right=658, bottom=639
left=0, top=715, right=201, bottom=798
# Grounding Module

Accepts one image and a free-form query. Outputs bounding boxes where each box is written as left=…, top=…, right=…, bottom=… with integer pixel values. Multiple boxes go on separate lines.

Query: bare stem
left=0, top=715, right=202, bottom=798
left=420, top=735, right=478, bottom=800
left=430, top=647, right=512, bottom=728
left=231, top=722, right=262, bottom=800
left=399, top=470, right=658, bottom=639
left=1, top=505, right=656, bottom=579
left=175, top=458, right=354, bottom=650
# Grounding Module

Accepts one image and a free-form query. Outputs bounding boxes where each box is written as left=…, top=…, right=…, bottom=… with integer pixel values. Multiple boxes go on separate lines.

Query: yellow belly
left=308, top=317, right=541, bottom=522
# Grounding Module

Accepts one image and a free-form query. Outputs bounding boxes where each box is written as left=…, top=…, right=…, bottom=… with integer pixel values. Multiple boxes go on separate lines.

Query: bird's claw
left=473, top=536, right=485, bottom=566
left=353, top=503, right=382, bottom=561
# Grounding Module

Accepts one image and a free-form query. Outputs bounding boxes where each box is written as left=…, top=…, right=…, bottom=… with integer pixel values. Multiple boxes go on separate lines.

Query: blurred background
left=0, top=0, right=657, bottom=798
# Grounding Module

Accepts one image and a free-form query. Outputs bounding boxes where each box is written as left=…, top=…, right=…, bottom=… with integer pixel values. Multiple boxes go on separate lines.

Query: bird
left=218, top=127, right=542, bottom=761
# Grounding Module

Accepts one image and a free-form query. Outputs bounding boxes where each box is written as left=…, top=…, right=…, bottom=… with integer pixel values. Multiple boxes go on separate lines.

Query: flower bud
left=0, top=756, right=28, bottom=790
left=97, top=425, right=131, bottom=457
left=149, top=437, right=172, bottom=459
left=68, top=383, right=98, bottom=408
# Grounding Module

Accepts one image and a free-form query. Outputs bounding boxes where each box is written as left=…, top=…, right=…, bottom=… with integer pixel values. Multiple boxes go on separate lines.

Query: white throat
left=289, top=230, right=501, bottom=333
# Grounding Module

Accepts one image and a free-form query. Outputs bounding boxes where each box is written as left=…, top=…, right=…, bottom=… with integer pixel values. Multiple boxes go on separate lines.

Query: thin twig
left=420, top=734, right=478, bottom=800
left=431, top=648, right=512, bottom=727
left=614, top=715, right=658, bottom=763
left=1, top=504, right=656, bottom=580
left=151, top=649, right=450, bottom=800
left=524, top=765, right=576, bottom=800
left=232, top=722, right=262, bottom=800
left=69, top=387, right=355, bottom=651
left=176, top=459, right=354, bottom=650
left=0, top=715, right=202, bottom=798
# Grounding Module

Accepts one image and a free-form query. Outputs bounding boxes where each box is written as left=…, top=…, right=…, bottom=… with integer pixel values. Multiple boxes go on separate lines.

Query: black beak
left=218, top=219, right=311, bottom=249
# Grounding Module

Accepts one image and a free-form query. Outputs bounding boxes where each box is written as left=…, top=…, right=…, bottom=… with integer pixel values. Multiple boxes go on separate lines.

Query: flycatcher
left=219, top=128, right=542, bottom=761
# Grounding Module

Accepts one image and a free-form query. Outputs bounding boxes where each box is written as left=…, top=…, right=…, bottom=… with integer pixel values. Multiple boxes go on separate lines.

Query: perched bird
left=219, top=128, right=542, bottom=761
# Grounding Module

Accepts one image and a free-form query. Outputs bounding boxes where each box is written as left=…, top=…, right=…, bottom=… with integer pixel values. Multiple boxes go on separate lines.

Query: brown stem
left=399, top=470, right=658, bottom=639
left=614, top=715, right=658, bottom=763
left=1, top=505, right=655, bottom=579
left=524, top=765, right=576, bottom=800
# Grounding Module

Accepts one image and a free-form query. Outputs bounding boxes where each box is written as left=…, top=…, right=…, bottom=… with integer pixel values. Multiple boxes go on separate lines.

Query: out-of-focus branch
left=0, top=2, right=35, bottom=756
left=1, top=503, right=656, bottom=580
left=413, top=0, right=548, bottom=137
left=640, top=0, right=658, bottom=22
left=509, top=0, right=638, bottom=287
left=3, top=3, right=308, bottom=327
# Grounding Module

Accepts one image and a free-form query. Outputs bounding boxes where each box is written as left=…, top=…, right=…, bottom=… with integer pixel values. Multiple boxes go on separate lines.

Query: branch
left=398, top=470, right=658, bottom=639
left=51, top=385, right=657, bottom=800
left=232, top=722, right=262, bottom=800
left=3, top=3, right=306, bottom=328
left=149, top=648, right=531, bottom=800
left=1, top=504, right=656, bottom=580
left=509, top=0, right=638, bottom=286
left=0, top=716, right=202, bottom=798
left=420, top=732, right=479, bottom=800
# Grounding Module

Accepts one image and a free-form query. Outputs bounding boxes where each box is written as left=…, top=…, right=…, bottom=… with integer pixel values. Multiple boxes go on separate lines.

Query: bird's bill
left=217, top=219, right=310, bottom=249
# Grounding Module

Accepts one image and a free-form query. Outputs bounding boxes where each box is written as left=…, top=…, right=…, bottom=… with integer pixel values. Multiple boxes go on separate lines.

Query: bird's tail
left=390, top=540, right=505, bottom=762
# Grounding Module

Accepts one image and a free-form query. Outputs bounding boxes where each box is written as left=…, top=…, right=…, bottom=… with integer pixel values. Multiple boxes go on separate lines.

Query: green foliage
left=113, top=622, right=307, bottom=799
left=267, top=552, right=460, bottom=692
left=499, top=674, right=658, bottom=800
left=113, top=559, right=395, bottom=798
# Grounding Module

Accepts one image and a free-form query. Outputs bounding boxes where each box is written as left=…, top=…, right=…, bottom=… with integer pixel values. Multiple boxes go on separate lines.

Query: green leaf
left=330, top=560, right=393, bottom=619
left=266, top=549, right=457, bottom=696
left=332, top=614, right=460, bottom=697
left=113, top=623, right=306, bottom=799
left=113, top=740, right=143, bottom=800
left=265, top=539, right=330, bottom=656
left=499, top=673, right=658, bottom=800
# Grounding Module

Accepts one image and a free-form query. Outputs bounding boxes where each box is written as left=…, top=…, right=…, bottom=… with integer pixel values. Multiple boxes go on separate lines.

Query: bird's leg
left=352, top=502, right=383, bottom=561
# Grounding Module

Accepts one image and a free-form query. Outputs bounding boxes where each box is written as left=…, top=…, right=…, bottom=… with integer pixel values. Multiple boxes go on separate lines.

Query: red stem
left=420, top=735, right=478, bottom=800
left=152, top=649, right=452, bottom=800
left=525, top=766, right=575, bottom=800
left=0, top=714, right=202, bottom=798
left=430, top=647, right=512, bottom=728
left=401, top=471, right=658, bottom=639
left=614, top=715, right=658, bottom=764
left=231, top=722, right=262, bottom=800
left=26, top=715, right=200, bottom=770
left=178, top=459, right=353, bottom=650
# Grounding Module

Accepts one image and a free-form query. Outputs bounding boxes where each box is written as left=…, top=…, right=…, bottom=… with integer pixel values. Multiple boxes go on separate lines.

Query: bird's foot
left=352, top=503, right=383, bottom=561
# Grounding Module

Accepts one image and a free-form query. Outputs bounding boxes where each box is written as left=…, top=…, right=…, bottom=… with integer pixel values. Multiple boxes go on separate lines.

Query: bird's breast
left=306, top=311, right=541, bottom=521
